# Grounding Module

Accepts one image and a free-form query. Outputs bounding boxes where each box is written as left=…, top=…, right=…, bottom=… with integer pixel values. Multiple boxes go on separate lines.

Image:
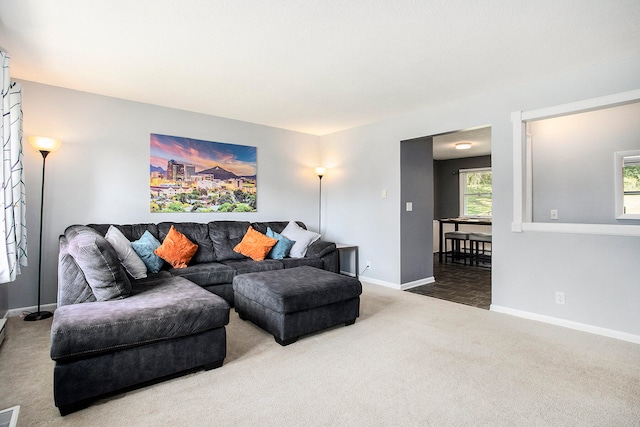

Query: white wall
left=7, top=54, right=640, bottom=340
left=530, top=102, right=640, bottom=224
left=8, top=81, right=320, bottom=310
left=320, top=53, right=640, bottom=338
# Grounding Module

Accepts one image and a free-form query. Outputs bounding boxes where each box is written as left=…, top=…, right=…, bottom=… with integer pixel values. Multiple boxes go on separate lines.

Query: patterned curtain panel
left=0, top=51, right=28, bottom=283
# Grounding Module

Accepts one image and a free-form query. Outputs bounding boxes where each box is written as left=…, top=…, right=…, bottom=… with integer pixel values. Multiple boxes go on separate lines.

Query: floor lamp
left=315, top=167, right=325, bottom=234
left=24, top=136, right=61, bottom=321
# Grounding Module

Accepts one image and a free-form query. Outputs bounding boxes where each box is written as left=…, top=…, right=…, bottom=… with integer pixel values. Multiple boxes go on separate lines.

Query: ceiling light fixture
left=455, top=142, right=472, bottom=150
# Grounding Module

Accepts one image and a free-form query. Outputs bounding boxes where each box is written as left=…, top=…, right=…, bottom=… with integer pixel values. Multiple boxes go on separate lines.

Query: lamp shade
left=29, top=136, right=61, bottom=153
left=315, top=167, right=326, bottom=177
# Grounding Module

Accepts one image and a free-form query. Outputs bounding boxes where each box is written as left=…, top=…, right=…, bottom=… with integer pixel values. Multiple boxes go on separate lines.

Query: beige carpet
left=1, top=283, right=639, bottom=426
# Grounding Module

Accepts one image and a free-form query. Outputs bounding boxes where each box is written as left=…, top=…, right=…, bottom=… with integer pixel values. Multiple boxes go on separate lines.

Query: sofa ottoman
left=233, top=266, right=362, bottom=345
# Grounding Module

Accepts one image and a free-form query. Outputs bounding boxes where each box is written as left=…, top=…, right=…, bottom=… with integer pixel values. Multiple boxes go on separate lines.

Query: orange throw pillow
left=233, top=226, right=278, bottom=261
left=154, top=225, right=198, bottom=268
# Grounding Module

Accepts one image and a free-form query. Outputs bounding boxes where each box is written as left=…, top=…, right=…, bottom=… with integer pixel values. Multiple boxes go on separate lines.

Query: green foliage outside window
left=623, top=164, right=640, bottom=214
left=624, top=165, right=640, bottom=191
left=462, top=170, right=492, bottom=217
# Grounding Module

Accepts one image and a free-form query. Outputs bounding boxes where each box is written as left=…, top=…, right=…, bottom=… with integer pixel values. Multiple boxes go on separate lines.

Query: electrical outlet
left=406, top=202, right=413, bottom=211
left=550, top=209, right=559, bottom=220
left=381, top=189, right=387, bottom=199
left=555, top=291, right=565, bottom=305
left=366, top=260, right=371, bottom=268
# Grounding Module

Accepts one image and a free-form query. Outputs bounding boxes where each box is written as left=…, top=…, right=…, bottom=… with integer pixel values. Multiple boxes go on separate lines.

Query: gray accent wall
left=0, top=285, right=6, bottom=317
left=434, top=155, right=491, bottom=219
left=400, top=137, right=434, bottom=284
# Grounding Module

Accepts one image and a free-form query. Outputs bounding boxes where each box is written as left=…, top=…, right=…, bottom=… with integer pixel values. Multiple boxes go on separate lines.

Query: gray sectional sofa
left=51, top=220, right=338, bottom=414
left=83, top=220, right=339, bottom=305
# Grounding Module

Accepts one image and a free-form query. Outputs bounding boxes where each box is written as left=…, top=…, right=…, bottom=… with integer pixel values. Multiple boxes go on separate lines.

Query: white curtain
left=0, top=51, right=27, bottom=283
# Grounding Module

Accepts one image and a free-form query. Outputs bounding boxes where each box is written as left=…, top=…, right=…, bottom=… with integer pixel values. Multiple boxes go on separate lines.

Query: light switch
left=381, top=189, right=387, bottom=199
left=406, top=202, right=413, bottom=211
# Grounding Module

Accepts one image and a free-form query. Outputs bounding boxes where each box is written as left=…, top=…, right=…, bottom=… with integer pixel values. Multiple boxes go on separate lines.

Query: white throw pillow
left=280, top=221, right=320, bottom=258
left=105, top=226, right=148, bottom=279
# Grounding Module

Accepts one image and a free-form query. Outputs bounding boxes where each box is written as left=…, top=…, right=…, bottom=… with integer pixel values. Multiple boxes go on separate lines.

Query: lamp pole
left=24, top=150, right=53, bottom=321
left=318, top=174, right=323, bottom=234
left=25, top=136, right=61, bottom=321
left=315, top=167, right=326, bottom=235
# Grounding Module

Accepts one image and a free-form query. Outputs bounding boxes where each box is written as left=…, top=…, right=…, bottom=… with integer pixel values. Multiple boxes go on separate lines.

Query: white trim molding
left=359, top=275, right=403, bottom=290
left=6, top=303, right=57, bottom=318
left=614, top=150, right=640, bottom=220
left=491, top=304, right=640, bottom=345
left=359, top=275, right=434, bottom=291
left=399, top=276, right=435, bottom=291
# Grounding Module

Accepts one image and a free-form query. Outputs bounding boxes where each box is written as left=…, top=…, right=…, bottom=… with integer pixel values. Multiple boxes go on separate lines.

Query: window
left=623, top=156, right=640, bottom=214
left=459, top=167, right=492, bottom=217
left=615, top=150, right=640, bottom=219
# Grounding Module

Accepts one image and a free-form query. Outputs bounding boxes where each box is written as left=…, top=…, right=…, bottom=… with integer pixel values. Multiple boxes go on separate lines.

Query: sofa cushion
left=168, top=262, right=236, bottom=287
left=232, top=266, right=362, bottom=313
left=233, top=226, right=278, bottom=261
left=220, top=258, right=283, bottom=275
left=154, top=225, right=199, bottom=268
left=209, top=221, right=251, bottom=261
left=50, top=276, right=230, bottom=361
left=305, top=240, right=337, bottom=259
left=279, top=257, right=324, bottom=270
left=105, top=226, right=148, bottom=279
left=131, top=231, right=165, bottom=273
left=158, top=222, right=216, bottom=264
left=252, top=221, right=307, bottom=235
left=281, top=221, right=321, bottom=258
left=266, top=227, right=296, bottom=259
left=58, top=236, right=97, bottom=306
left=64, top=225, right=131, bottom=301
left=88, top=223, right=159, bottom=242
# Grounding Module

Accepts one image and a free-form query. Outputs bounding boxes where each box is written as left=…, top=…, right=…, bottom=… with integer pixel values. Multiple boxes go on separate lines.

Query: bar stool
left=469, top=232, right=492, bottom=267
left=444, top=231, right=470, bottom=264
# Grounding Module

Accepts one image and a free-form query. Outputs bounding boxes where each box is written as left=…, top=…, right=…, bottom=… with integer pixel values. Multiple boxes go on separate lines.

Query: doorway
left=406, top=126, right=492, bottom=309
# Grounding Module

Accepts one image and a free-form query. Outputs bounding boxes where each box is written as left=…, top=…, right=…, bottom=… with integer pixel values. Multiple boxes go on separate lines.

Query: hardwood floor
left=406, top=254, right=491, bottom=309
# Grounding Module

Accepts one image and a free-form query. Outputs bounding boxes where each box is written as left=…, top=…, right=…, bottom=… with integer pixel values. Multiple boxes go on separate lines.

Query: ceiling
left=433, top=127, right=491, bottom=160
left=1, top=1, right=639, bottom=136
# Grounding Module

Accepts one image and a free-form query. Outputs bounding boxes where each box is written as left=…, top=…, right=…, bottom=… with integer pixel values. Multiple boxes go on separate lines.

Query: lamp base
left=23, top=311, right=53, bottom=321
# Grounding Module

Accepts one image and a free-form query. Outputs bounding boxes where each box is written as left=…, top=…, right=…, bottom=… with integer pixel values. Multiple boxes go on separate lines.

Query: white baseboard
left=400, top=276, right=435, bottom=291
left=359, top=275, right=402, bottom=290
left=6, top=303, right=57, bottom=318
left=358, top=275, right=435, bottom=291
left=491, top=304, right=640, bottom=345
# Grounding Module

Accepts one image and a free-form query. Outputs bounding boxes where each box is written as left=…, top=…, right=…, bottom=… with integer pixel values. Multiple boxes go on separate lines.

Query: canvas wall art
left=149, top=133, right=257, bottom=213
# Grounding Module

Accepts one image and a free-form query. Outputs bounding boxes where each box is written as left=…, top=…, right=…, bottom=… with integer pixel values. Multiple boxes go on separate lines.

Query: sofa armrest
left=305, top=240, right=336, bottom=259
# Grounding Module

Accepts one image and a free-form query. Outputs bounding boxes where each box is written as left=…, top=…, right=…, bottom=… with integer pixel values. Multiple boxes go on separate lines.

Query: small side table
left=335, top=243, right=359, bottom=279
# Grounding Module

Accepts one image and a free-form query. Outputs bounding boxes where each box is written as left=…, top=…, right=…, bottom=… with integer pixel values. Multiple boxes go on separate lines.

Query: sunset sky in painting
left=150, top=133, right=257, bottom=176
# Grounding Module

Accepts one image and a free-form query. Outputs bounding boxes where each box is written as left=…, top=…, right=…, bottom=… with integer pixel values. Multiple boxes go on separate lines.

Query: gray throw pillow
left=64, top=225, right=131, bottom=301
left=208, top=221, right=251, bottom=261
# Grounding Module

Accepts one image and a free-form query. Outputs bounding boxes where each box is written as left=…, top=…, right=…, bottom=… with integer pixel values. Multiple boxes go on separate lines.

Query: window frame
left=459, top=167, right=492, bottom=218
left=615, top=150, right=640, bottom=219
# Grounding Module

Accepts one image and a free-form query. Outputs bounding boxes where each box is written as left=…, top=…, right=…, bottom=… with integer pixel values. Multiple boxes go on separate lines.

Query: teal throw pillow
left=131, top=230, right=165, bottom=273
left=266, top=227, right=296, bottom=259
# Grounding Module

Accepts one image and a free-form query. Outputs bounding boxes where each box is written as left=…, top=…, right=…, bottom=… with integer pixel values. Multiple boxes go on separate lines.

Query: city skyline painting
left=149, top=133, right=257, bottom=213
